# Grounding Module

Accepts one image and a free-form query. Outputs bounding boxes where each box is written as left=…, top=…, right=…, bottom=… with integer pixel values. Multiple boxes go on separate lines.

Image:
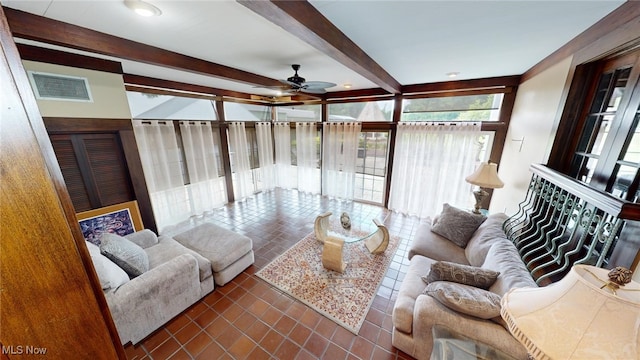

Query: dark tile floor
left=124, top=189, right=424, bottom=359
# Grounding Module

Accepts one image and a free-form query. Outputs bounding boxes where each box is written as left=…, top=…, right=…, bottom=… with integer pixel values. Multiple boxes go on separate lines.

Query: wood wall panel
left=83, top=134, right=135, bottom=207
left=50, top=135, right=93, bottom=211
left=0, top=6, right=124, bottom=358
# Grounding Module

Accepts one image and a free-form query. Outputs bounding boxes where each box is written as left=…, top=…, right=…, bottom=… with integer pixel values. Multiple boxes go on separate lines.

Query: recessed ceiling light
left=124, top=0, right=162, bottom=17
left=446, top=72, right=460, bottom=78
left=343, top=83, right=352, bottom=89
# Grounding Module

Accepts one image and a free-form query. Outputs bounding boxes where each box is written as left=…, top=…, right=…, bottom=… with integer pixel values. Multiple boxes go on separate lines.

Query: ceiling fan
left=258, top=64, right=337, bottom=94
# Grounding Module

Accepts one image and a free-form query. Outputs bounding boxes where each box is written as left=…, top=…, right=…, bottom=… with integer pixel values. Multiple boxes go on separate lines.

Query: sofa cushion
left=393, top=255, right=437, bottom=334
left=145, top=236, right=213, bottom=282
left=482, top=240, right=537, bottom=296
left=464, top=213, right=509, bottom=267
left=424, top=281, right=502, bottom=319
left=124, top=229, right=159, bottom=249
left=100, top=233, right=150, bottom=278
left=86, top=241, right=129, bottom=290
left=173, top=223, right=253, bottom=272
left=431, top=204, right=486, bottom=247
left=422, top=261, right=500, bottom=290
left=408, top=222, right=469, bottom=264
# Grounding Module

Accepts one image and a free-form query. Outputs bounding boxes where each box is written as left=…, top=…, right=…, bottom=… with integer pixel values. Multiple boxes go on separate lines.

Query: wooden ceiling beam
left=3, top=7, right=282, bottom=88
left=238, top=0, right=402, bottom=94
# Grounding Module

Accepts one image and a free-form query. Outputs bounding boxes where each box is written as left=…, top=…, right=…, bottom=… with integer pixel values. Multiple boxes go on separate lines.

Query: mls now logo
left=2, top=345, right=47, bottom=355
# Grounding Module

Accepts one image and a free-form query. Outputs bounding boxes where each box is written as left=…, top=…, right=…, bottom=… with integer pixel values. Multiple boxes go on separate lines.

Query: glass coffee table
left=314, top=212, right=390, bottom=272
left=431, top=325, right=518, bottom=360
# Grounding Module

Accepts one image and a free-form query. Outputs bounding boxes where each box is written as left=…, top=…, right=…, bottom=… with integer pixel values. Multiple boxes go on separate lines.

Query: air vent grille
left=28, top=71, right=93, bottom=102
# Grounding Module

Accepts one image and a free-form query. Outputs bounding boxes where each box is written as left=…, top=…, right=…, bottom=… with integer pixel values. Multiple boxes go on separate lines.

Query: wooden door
left=0, top=6, right=124, bottom=358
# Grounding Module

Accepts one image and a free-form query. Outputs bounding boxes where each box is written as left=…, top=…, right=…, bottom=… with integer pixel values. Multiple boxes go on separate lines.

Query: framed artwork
left=76, top=200, right=144, bottom=244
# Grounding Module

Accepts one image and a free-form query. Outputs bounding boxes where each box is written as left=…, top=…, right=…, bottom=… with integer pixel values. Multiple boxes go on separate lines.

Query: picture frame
left=76, top=200, right=144, bottom=244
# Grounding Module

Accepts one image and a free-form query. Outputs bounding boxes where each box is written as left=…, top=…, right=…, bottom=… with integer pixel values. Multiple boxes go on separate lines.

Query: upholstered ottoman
left=173, top=223, right=254, bottom=286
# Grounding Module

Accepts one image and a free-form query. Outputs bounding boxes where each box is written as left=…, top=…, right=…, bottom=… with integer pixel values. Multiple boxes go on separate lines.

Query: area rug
left=256, top=229, right=400, bottom=334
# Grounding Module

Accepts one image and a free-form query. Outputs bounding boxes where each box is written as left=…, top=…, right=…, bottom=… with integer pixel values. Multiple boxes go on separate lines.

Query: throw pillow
left=422, top=261, right=500, bottom=290
left=100, top=233, right=149, bottom=278
left=86, top=241, right=129, bottom=290
left=431, top=203, right=486, bottom=247
left=424, top=281, right=502, bottom=319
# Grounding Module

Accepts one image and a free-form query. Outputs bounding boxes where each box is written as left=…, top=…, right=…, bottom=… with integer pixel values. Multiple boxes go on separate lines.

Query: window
left=276, top=104, right=321, bottom=122
left=570, top=67, right=631, bottom=183
left=401, top=94, right=503, bottom=121
left=126, top=92, right=218, bottom=120
left=328, top=100, right=393, bottom=122
left=567, top=50, right=640, bottom=202
left=354, top=132, right=390, bottom=204
left=225, top=102, right=271, bottom=121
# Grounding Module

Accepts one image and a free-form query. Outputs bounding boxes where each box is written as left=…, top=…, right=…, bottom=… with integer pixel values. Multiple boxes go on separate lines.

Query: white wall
left=490, top=56, right=573, bottom=215
left=22, top=60, right=131, bottom=119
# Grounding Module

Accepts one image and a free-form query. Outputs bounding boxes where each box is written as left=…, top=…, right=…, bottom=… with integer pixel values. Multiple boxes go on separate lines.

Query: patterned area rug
left=256, top=230, right=400, bottom=334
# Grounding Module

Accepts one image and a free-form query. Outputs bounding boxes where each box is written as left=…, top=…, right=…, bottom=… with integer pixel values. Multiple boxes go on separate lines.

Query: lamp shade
left=465, top=162, right=504, bottom=188
left=501, top=265, right=640, bottom=360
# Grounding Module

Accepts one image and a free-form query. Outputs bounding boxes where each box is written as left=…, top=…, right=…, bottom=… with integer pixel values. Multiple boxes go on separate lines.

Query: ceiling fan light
left=124, top=0, right=162, bottom=17
left=343, top=83, right=352, bottom=89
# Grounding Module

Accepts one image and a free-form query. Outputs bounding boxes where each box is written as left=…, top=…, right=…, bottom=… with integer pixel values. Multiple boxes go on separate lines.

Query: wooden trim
left=522, top=2, right=640, bottom=83
left=324, top=88, right=392, bottom=99
left=215, top=100, right=235, bottom=203
left=119, top=129, right=157, bottom=233
left=16, top=43, right=123, bottom=74
left=44, top=117, right=133, bottom=133
left=384, top=94, right=403, bottom=207
left=4, top=7, right=281, bottom=87
left=124, top=74, right=250, bottom=100
left=237, top=0, right=401, bottom=94
left=402, top=76, right=521, bottom=94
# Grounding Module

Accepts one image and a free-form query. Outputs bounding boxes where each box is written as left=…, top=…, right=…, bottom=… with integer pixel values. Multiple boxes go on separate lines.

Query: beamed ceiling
left=0, top=0, right=631, bottom=102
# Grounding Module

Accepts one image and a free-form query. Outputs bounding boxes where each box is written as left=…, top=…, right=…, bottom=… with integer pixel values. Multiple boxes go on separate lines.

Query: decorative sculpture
left=340, top=212, right=351, bottom=229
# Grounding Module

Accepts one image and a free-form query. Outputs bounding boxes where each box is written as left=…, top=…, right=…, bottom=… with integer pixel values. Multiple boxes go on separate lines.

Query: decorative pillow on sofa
left=86, top=241, right=129, bottom=290
left=424, top=281, right=502, bottom=319
left=100, top=233, right=149, bottom=278
left=422, top=261, right=500, bottom=290
left=431, top=203, right=486, bottom=247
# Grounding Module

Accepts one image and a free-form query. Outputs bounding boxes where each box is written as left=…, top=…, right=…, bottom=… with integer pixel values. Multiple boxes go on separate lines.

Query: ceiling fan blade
left=302, top=81, right=337, bottom=89
left=279, top=79, right=303, bottom=88
left=300, top=87, right=327, bottom=94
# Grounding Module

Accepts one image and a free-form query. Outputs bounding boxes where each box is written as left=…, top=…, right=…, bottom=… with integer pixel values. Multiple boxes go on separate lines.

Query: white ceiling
left=3, top=0, right=625, bottom=96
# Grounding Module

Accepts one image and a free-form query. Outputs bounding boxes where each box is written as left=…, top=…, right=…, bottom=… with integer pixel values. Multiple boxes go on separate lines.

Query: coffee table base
left=322, top=236, right=346, bottom=273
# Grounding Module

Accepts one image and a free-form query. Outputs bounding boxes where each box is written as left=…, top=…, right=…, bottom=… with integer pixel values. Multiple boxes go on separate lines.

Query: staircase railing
left=503, top=164, right=640, bottom=285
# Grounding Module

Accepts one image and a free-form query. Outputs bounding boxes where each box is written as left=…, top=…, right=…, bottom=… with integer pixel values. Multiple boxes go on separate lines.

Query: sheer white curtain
left=274, top=122, right=294, bottom=189
left=322, top=122, right=361, bottom=199
left=132, top=120, right=191, bottom=231
left=228, top=122, right=253, bottom=200
left=389, top=122, right=481, bottom=218
left=296, top=122, right=320, bottom=194
left=179, top=121, right=227, bottom=214
left=255, top=122, right=276, bottom=191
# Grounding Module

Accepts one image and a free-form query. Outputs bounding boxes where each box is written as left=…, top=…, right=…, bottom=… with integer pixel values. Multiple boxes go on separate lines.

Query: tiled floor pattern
left=124, top=189, right=424, bottom=360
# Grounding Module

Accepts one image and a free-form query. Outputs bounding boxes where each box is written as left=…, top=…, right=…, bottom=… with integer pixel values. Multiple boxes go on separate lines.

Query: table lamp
left=465, top=161, right=504, bottom=214
left=501, top=264, right=640, bottom=360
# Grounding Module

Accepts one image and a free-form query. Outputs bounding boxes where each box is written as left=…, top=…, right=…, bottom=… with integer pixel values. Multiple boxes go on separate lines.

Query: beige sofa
left=392, top=213, right=537, bottom=359
left=86, top=229, right=214, bottom=344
